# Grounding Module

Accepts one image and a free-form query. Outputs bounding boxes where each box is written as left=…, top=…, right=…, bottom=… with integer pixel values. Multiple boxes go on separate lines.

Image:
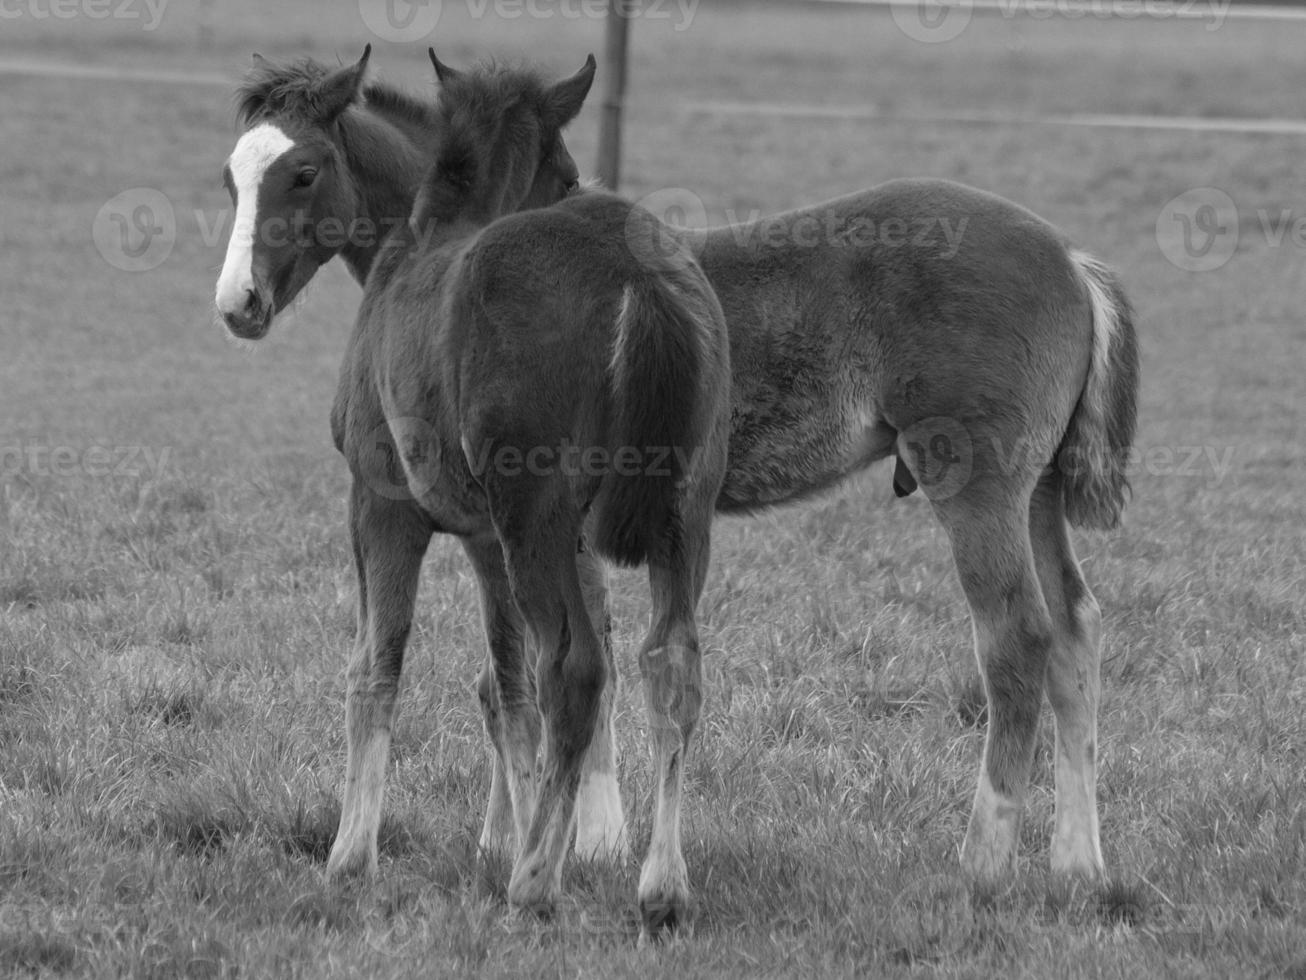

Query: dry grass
left=1, top=2, right=1305, bottom=976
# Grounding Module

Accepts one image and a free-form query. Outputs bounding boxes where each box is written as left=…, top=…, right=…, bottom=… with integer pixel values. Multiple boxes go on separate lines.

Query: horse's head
left=411, top=51, right=596, bottom=230
left=215, top=46, right=372, bottom=340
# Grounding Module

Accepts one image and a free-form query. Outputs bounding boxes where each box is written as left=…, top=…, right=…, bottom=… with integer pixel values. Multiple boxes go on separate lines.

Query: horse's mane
left=409, top=61, right=556, bottom=227
left=433, top=60, right=554, bottom=125
left=235, top=55, right=438, bottom=129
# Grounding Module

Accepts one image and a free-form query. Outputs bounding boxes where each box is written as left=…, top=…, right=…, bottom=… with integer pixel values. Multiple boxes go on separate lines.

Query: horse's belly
left=717, top=401, right=895, bottom=511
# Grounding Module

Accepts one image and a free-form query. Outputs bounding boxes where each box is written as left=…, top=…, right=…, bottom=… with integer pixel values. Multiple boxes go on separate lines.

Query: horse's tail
left=592, top=267, right=722, bottom=567
left=1056, top=249, right=1141, bottom=530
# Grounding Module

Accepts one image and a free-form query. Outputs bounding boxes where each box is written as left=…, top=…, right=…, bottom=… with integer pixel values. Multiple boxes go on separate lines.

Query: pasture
left=2, top=1, right=1305, bottom=976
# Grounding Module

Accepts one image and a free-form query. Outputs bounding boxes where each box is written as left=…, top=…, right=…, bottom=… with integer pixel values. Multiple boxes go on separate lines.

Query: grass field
left=2, top=1, right=1306, bottom=976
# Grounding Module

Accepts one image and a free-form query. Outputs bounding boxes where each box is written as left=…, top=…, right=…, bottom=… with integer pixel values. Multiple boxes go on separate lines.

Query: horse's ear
left=545, top=54, right=597, bottom=128
left=251, top=52, right=268, bottom=66
left=314, top=43, right=371, bottom=122
left=429, top=49, right=461, bottom=85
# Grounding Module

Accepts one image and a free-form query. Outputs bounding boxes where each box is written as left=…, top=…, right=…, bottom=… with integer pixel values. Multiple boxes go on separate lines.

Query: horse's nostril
left=242, top=289, right=260, bottom=315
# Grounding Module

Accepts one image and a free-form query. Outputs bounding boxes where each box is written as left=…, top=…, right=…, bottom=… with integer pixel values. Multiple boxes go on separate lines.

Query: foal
left=316, top=55, right=731, bottom=927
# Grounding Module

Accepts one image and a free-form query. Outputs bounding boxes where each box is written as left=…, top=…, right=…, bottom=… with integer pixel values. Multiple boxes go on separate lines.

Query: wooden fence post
left=596, top=0, right=632, bottom=190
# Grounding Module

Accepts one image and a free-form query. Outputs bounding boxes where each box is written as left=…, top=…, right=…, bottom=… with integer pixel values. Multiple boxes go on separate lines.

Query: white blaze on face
left=215, top=122, right=295, bottom=316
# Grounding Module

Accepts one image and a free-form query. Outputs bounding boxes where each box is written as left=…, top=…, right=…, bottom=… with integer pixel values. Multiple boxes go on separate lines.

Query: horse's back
left=709, top=178, right=1112, bottom=511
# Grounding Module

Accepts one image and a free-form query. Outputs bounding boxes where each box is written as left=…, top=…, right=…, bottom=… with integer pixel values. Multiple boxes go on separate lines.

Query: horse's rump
left=449, top=194, right=728, bottom=567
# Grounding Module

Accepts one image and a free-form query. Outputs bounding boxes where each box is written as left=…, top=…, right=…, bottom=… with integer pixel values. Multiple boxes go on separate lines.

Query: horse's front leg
left=573, top=541, right=630, bottom=862
left=498, top=510, right=606, bottom=915
left=636, top=523, right=713, bottom=944
left=463, top=536, right=541, bottom=859
left=326, top=482, right=430, bottom=880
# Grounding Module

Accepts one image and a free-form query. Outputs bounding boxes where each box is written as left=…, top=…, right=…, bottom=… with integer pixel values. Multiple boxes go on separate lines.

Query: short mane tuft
left=433, top=59, right=553, bottom=122
left=235, top=57, right=333, bottom=125
left=234, top=55, right=438, bottom=129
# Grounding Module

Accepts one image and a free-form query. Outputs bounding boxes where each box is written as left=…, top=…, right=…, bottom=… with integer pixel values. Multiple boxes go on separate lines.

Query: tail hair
left=1056, top=250, right=1141, bottom=530
left=592, top=271, right=720, bottom=566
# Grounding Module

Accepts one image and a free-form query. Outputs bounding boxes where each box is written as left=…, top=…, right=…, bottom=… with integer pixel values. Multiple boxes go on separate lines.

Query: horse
left=215, top=44, right=472, bottom=338
left=213, top=50, right=1139, bottom=933
left=221, top=51, right=733, bottom=936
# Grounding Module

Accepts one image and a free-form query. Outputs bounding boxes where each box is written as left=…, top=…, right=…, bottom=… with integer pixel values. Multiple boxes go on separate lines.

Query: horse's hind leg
left=327, top=483, right=430, bottom=880
left=1029, top=475, right=1105, bottom=878
left=462, top=537, right=540, bottom=858
left=636, top=523, right=712, bottom=943
left=497, top=503, right=606, bottom=914
left=933, top=486, right=1054, bottom=885
left=573, top=542, right=630, bottom=861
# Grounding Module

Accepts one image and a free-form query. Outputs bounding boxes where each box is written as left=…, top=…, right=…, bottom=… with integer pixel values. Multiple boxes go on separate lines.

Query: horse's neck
left=336, top=110, right=431, bottom=283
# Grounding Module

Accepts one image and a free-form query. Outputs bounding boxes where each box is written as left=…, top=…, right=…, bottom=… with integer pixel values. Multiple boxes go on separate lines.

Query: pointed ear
left=429, top=49, right=461, bottom=85
left=313, top=43, right=371, bottom=122
left=251, top=52, right=268, bottom=66
left=545, top=54, right=596, bottom=128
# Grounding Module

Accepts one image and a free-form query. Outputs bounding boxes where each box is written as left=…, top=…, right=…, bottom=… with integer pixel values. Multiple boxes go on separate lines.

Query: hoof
left=508, top=860, right=557, bottom=918
left=515, top=899, right=556, bottom=922
left=325, top=848, right=375, bottom=883
left=638, top=897, right=685, bottom=945
left=1050, top=852, right=1105, bottom=881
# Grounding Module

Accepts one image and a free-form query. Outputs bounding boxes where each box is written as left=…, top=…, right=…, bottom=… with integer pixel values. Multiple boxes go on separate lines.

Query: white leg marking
left=962, top=770, right=1023, bottom=884
left=574, top=768, right=629, bottom=861
left=327, top=727, right=392, bottom=877
left=215, top=122, right=294, bottom=316
left=479, top=752, right=517, bottom=856
left=1051, top=728, right=1103, bottom=876
left=1049, top=595, right=1105, bottom=877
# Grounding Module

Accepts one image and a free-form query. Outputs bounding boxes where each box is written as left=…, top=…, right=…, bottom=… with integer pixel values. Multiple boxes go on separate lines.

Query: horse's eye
left=293, top=168, right=318, bottom=189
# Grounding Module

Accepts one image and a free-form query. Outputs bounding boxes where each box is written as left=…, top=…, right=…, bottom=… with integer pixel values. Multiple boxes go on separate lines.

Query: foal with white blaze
left=214, top=46, right=633, bottom=876
left=225, top=51, right=732, bottom=935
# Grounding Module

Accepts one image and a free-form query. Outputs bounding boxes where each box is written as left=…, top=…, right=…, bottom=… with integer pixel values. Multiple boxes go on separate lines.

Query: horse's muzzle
left=220, top=288, right=273, bottom=340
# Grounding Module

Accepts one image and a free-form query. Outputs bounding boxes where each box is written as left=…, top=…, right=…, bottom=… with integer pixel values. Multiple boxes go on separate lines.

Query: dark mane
left=361, top=82, right=440, bottom=130
left=234, top=54, right=439, bottom=130
left=235, top=56, right=332, bottom=125
left=434, top=60, right=553, bottom=124
left=409, top=61, right=559, bottom=226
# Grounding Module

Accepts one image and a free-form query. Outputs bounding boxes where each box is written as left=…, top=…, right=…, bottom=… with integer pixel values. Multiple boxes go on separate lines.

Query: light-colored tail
left=1057, top=250, right=1140, bottom=530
